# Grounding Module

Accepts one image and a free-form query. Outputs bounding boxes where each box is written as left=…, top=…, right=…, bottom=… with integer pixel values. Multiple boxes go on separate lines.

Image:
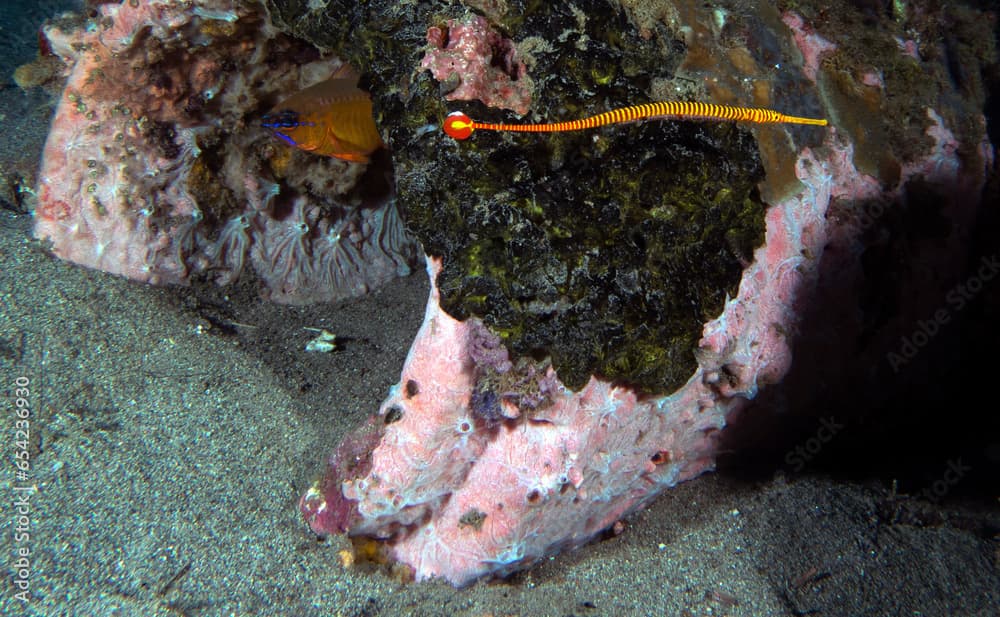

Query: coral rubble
left=421, top=15, right=533, bottom=114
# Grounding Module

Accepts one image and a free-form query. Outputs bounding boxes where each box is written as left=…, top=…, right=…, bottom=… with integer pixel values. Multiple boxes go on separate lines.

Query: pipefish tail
left=442, top=101, right=827, bottom=140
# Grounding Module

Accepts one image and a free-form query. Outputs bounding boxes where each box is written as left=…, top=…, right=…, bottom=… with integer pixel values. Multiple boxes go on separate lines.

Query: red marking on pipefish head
left=444, top=111, right=474, bottom=140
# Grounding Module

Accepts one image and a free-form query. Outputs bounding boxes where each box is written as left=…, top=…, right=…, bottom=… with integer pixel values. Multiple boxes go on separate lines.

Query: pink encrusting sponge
left=301, top=102, right=990, bottom=584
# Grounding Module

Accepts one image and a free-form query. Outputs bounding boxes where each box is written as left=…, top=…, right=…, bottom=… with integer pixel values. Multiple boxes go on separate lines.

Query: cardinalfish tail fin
left=443, top=102, right=827, bottom=140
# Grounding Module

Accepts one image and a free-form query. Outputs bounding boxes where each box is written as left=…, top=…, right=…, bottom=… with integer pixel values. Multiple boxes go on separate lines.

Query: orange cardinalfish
left=262, top=65, right=383, bottom=163
left=442, top=101, right=827, bottom=140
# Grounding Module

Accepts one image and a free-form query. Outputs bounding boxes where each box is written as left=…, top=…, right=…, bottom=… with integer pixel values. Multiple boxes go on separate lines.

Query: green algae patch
left=430, top=120, right=764, bottom=394
left=268, top=0, right=767, bottom=394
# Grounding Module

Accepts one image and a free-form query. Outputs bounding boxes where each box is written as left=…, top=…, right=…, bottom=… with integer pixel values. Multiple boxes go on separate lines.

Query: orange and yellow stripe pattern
left=443, top=101, right=827, bottom=140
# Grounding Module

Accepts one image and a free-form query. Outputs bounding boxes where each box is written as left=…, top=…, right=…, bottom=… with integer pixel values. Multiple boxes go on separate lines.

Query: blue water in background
left=0, top=0, right=82, bottom=81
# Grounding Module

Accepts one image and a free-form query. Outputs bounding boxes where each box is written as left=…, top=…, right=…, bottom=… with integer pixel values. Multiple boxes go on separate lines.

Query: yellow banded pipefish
left=442, top=101, right=827, bottom=140
left=262, top=65, right=383, bottom=163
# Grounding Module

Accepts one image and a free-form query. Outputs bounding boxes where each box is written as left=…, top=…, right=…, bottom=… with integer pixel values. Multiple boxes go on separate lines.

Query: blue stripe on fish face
left=273, top=131, right=299, bottom=147
left=260, top=109, right=316, bottom=129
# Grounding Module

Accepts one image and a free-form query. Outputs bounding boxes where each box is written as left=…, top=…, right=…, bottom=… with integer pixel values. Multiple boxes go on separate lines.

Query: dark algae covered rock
left=268, top=0, right=766, bottom=394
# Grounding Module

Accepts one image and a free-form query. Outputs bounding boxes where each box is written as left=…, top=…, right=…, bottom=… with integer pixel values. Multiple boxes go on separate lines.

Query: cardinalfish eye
left=442, top=101, right=828, bottom=140
left=262, top=109, right=319, bottom=148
